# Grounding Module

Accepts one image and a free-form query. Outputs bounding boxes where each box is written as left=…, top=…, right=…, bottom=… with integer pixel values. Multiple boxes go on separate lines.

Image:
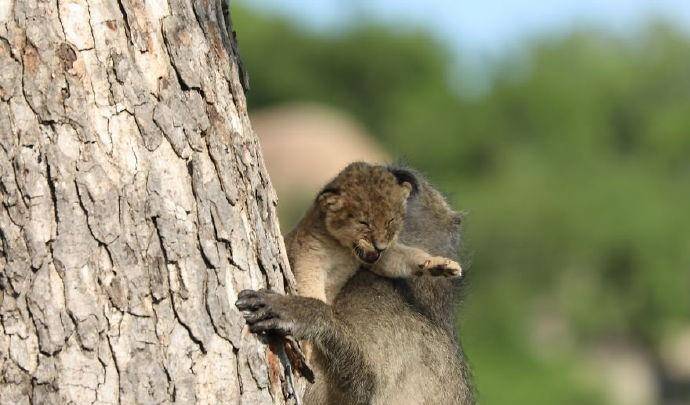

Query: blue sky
left=243, top=0, right=690, bottom=57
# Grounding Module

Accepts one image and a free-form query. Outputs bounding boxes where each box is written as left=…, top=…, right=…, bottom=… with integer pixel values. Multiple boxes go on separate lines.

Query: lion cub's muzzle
left=359, top=250, right=380, bottom=264
left=353, top=240, right=384, bottom=264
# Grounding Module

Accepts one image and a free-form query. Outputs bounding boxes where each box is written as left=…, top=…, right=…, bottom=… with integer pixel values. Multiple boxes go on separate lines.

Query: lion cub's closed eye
left=284, top=162, right=462, bottom=306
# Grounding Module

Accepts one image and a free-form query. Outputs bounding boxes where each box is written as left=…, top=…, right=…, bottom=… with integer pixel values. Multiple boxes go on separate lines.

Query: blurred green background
left=233, top=2, right=690, bottom=404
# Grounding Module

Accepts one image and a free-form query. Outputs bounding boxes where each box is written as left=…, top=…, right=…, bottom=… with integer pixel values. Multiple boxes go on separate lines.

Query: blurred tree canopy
left=234, top=5, right=690, bottom=404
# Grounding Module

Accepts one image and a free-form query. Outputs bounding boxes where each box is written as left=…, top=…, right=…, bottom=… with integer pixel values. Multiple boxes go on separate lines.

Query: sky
left=243, top=0, right=690, bottom=57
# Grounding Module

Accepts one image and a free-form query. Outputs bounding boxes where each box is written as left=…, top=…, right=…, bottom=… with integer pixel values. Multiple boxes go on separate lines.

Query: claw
left=243, top=307, right=275, bottom=324
left=420, top=257, right=463, bottom=278
left=237, top=289, right=259, bottom=299
left=249, top=318, right=289, bottom=335
left=235, top=298, right=264, bottom=311
left=235, top=290, right=267, bottom=310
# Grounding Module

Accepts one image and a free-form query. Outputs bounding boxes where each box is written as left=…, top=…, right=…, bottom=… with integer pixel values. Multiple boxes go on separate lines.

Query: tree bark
left=0, top=0, right=296, bottom=403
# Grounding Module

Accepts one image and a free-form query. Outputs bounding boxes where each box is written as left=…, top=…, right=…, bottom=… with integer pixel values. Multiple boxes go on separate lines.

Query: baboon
left=236, top=167, right=475, bottom=404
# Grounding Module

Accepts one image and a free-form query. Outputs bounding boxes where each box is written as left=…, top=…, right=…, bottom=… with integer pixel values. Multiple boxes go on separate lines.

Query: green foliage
left=234, top=5, right=690, bottom=404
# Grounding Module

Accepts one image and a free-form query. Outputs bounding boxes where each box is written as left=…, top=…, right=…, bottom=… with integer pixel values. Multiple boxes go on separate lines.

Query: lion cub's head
left=317, top=162, right=416, bottom=264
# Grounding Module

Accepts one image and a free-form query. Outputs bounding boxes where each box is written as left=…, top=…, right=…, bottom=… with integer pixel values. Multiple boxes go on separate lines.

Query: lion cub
left=285, top=162, right=462, bottom=305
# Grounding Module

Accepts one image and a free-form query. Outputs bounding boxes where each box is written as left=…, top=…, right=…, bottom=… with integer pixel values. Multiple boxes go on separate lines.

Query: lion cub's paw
left=416, top=257, right=462, bottom=277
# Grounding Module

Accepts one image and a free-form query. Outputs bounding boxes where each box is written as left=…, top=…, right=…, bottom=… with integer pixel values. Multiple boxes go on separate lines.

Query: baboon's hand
left=416, top=257, right=462, bottom=277
left=235, top=289, right=331, bottom=339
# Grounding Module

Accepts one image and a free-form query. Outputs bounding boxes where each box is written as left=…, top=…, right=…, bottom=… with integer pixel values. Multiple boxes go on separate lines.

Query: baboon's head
left=318, top=162, right=416, bottom=264
left=396, top=167, right=464, bottom=260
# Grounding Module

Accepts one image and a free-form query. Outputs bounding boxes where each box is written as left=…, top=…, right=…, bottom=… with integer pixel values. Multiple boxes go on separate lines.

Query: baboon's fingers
left=243, top=307, right=277, bottom=324
left=248, top=318, right=291, bottom=335
left=235, top=290, right=267, bottom=310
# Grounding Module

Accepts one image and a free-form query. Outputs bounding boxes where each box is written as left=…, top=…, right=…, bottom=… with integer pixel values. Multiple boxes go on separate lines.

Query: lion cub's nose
left=373, top=242, right=388, bottom=253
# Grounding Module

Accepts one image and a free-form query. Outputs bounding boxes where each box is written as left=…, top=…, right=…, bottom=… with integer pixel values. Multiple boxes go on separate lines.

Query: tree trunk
left=0, top=1, right=296, bottom=403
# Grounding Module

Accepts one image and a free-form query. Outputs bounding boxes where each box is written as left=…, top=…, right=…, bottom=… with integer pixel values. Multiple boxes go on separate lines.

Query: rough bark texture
left=0, top=0, right=297, bottom=403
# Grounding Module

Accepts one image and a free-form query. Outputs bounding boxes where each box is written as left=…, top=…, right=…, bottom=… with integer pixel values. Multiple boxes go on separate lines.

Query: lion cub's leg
left=291, top=253, right=331, bottom=363
left=293, top=255, right=329, bottom=303
left=373, top=243, right=462, bottom=278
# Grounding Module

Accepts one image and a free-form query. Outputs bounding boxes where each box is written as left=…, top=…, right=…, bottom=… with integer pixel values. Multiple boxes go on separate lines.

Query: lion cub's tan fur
left=285, top=162, right=461, bottom=305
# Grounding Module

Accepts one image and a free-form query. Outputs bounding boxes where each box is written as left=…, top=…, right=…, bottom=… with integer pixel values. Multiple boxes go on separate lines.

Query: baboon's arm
left=236, top=289, right=375, bottom=403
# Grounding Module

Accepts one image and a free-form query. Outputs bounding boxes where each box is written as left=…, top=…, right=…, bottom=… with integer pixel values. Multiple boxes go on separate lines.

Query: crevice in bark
left=203, top=123, right=238, bottom=207
left=0, top=37, right=20, bottom=64
left=235, top=348, right=246, bottom=396
left=95, top=343, right=109, bottom=403
left=54, top=0, right=69, bottom=41
left=160, top=15, right=206, bottom=96
left=73, top=178, right=109, bottom=247
left=19, top=46, right=56, bottom=126
left=105, top=334, right=122, bottom=384
left=81, top=0, right=98, bottom=53
left=219, top=0, right=249, bottom=92
left=44, top=156, right=60, bottom=239
left=151, top=215, right=207, bottom=354
left=168, top=291, right=207, bottom=354
left=115, top=0, right=134, bottom=46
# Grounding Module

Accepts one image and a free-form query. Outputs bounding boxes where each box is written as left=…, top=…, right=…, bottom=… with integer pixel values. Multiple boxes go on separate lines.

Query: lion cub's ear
left=317, top=188, right=343, bottom=211
left=399, top=181, right=412, bottom=199
left=389, top=168, right=418, bottom=198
